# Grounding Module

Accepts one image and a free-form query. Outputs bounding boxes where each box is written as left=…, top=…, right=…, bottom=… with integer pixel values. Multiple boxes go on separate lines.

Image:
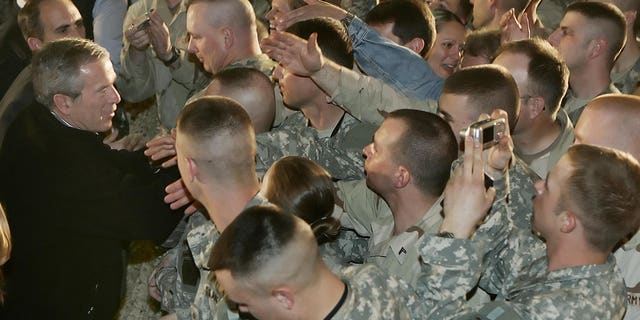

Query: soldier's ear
left=186, top=157, right=198, bottom=182
left=559, top=210, right=576, bottom=234
left=223, top=28, right=234, bottom=49
left=395, top=166, right=410, bottom=189
left=272, top=287, right=294, bottom=310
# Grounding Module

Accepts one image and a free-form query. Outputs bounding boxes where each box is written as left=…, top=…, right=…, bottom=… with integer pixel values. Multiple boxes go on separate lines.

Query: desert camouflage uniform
left=515, top=109, right=574, bottom=179
left=312, top=65, right=438, bottom=126
left=335, top=179, right=444, bottom=287
left=255, top=112, right=375, bottom=181
left=562, top=83, right=619, bottom=125
left=612, top=57, right=640, bottom=94
left=118, top=0, right=210, bottom=130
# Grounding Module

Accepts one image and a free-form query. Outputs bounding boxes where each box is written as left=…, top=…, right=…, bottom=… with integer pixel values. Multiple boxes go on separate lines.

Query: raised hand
left=271, top=0, right=348, bottom=31
left=440, top=133, right=497, bottom=239
left=262, top=31, right=324, bottom=76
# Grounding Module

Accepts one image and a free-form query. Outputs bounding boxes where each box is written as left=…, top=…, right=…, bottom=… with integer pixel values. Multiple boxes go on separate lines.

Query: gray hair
left=32, top=38, right=109, bottom=109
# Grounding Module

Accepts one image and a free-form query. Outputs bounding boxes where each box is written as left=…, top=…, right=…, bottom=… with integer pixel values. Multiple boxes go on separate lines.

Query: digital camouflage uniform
left=562, top=83, right=620, bottom=125
left=611, top=56, right=640, bottom=94
left=615, top=240, right=640, bottom=320
left=416, top=199, right=627, bottom=320
left=255, top=112, right=376, bottom=181
left=154, top=195, right=268, bottom=320
left=335, top=180, right=444, bottom=288
left=331, top=264, right=421, bottom=319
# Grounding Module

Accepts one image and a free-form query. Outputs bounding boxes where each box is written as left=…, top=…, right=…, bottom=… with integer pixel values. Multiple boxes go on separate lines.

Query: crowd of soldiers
left=0, top=0, right=639, bottom=319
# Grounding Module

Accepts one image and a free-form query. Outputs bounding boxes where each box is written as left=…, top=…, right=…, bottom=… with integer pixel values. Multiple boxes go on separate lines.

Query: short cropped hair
left=262, top=156, right=340, bottom=245
left=365, top=0, right=436, bottom=57
left=285, top=18, right=353, bottom=69
left=464, top=28, right=501, bottom=62
left=564, top=144, right=640, bottom=252
left=32, top=38, right=109, bottom=109
left=208, top=205, right=317, bottom=290
left=384, top=109, right=458, bottom=196
left=442, top=64, right=520, bottom=130
left=176, top=96, right=256, bottom=179
left=566, top=2, right=626, bottom=67
left=187, top=0, right=256, bottom=29
left=209, top=205, right=297, bottom=276
left=496, top=38, right=569, bottom=117
left=17, top=0, right=45, bottom=40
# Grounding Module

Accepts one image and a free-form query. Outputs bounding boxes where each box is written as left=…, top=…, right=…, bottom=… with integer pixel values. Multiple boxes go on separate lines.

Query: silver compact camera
left=460, top=118, right=506, bottom=149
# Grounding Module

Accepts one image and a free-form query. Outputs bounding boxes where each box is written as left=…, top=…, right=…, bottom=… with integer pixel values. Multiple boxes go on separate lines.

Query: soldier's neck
left=301, top=102, right=345, bottom=132
left=385, top=189, right=439, bottom=236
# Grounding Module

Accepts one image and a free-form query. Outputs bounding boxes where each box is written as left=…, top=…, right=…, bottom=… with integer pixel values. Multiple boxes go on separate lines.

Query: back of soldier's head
left=566, top=1, right=626, bottom=66
left=209, top=205, right=320, bottom=291
left=188, top=0, right=256, bottom=31
left=207, top=67, right=276, bottom=133
left=576, top=94, right=640, bottom=161
left=442, top=64, right=520, bottom=129
left=496, top=38, right=569, bottom=117
left=364, top=0, right=435, bottom=57
left=285, top=18, right=353, bottom=69
left=384, top=109, right=458, bottom=196
left=261, top=156, right=340, bottom=245
left=562, top=144, right=640, bottom=252
left=176, top=96, right=256, bottom=181
left=461, top=28, right=501, bottom=67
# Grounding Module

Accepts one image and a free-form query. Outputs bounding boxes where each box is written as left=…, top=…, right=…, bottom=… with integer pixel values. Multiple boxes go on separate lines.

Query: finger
left=103, top=129, right=118, bottom=143
left=184, top=204, right=198, bottom=215
left=473, top=133, right=484, bottom=178
left=165, top=178, right=184, bottom=193
left=162, top=156, right=178, bottom=168
left=167, top=196, right=192, bottom=210
left=463, top=134, right=475, bottom=177
left=308, top=32, right=319, bottom=55
left=491, top=109, right=510, bottom=134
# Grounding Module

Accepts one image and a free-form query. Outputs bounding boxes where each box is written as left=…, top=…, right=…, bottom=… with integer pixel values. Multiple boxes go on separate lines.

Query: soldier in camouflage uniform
left=333, top=110, right=458, bottom=288
left=255, top=18, right=376, bottom=181
left=209, top=205, right=426, bottom=320
left=605, top=0, right=640, bottom=94
left=418, top=138, right=640, bottom=320
left=155, top=97, right=265, bottom=320
left=548, top=2, right=626, bottom=125
left=574, top=94, right=640, bottom=320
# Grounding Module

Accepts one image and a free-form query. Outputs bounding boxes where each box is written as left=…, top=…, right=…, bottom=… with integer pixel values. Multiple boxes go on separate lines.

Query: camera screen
left=483, top=125, right=494, bottom=143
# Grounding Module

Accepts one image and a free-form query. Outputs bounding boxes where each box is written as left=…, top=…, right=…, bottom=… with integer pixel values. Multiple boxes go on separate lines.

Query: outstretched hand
left=164, top=178, right=199, bottom=215
left=440, top=134, right=496, bottom=239
left=271, top=0, right=348, bottom=31
left=145, top=129, right=177, bottom=168
left=262, top=31, right=325, bottom=76
left=103, top=129, right=147, bottom=151
left=500, top=8, right=530, bottom=43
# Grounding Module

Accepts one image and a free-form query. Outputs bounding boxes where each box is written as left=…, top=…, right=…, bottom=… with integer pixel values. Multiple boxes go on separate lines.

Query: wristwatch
left=161, top=46, right=180, bottom=67
left=340, top=12, right=355, bottom=29
left=436, top=231, right=456, bottom=239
